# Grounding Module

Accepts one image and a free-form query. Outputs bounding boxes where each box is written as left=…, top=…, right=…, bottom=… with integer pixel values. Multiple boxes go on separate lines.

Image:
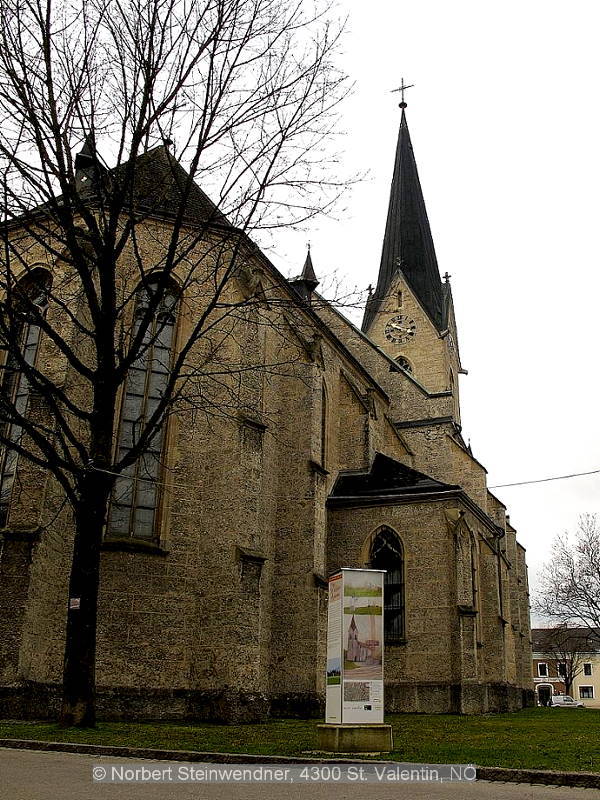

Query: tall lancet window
left=320, top=382, right=328, bottom=468
left=0, top=269, right=51, bottom=527
left=108, top=280, right=179, bottom=541
left=370, top=526, right=405, bottom=641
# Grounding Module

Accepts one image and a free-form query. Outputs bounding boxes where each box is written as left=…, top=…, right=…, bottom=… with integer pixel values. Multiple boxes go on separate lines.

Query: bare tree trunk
left=59, top=473, right=111, bottom=727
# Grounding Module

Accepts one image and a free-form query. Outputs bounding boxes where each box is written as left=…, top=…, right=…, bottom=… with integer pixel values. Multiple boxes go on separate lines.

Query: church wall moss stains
left=0, top=110, right=533, bottom=721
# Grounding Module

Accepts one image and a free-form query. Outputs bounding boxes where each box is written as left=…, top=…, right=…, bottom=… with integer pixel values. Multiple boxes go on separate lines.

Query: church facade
left=0, top=109, right=533, bottom=721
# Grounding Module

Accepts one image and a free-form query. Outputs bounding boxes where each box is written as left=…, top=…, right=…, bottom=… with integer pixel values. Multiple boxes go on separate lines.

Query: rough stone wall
left=313, top=300, right=452, bottom=423
left=0, top=533, right=37, bottom=685
left=0, top=214, right=531, bottom=720
left=516, top=542, right=533, bottom=689
left=327, top=498, right=528, bottom=713
left=336, top=373, right=369, bottom=472
left=328, top=500, right=463, bottom=688
left=448, top=439, right=488, bottom=511
left=477, top=543, right=506, bottom=684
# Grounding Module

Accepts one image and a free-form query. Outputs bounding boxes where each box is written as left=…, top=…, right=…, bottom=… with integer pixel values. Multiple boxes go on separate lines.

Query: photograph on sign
left=343, top=570, right=383, bottom=680
left=342, top=569, right=384, bottom=724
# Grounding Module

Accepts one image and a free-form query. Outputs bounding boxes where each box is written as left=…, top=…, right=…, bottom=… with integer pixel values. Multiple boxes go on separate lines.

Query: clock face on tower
left=384, top=314, right=417, bottom=344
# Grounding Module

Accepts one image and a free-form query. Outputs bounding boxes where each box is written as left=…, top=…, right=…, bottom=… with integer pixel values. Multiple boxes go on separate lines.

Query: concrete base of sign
left=316, top=723, right=393, bottom=753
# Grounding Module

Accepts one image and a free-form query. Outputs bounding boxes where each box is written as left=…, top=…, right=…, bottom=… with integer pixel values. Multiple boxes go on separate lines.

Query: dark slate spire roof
left=301, top=246, right=319, bottom=289
left=290, top=245, right=319, bottom=300
left=74, top=134, right=106, bottom=194
left=74, top=134, right=97, bottom=171
left=362, top=109, right=444, bottom=333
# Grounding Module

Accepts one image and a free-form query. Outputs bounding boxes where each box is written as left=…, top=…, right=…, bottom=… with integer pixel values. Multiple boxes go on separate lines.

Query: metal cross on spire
left=391, top=78, right=414, bottom=109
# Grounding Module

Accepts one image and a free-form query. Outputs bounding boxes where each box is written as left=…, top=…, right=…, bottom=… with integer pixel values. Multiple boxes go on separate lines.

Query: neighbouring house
left=532, top=628, right=600, bottom=707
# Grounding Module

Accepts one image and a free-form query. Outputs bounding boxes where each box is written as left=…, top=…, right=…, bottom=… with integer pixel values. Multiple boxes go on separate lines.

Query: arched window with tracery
left=370, top=526, right=405, bottom=641
left=0, top=269, right=51, bottom=526
left=108, top=279, right=179, bottom=541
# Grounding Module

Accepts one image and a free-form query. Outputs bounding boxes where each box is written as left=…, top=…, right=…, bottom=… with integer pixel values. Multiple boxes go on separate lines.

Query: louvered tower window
left=108, top=280, right=179, bottom=541
left=0, top=270, right=51, bottom=527
left=370, top=526, right=405, bottom=641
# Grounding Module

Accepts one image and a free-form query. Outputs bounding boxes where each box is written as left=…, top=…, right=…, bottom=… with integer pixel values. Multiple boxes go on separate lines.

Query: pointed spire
left=74, top=133, right=105, bottom=193
left=362, top=107, right=444, bottom=332
left=74, top=134, right=97, bottom=170
left=301, top=244, right=319, bottom=290
left=290, top=245, right=319, bottom=300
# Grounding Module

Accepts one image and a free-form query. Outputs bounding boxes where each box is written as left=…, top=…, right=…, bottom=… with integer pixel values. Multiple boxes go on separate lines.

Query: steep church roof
left=114, top=146, right=231, bottom=227
left=24, top=142, right=232, bottom=230
left=362, top=109, right=444, bottom=333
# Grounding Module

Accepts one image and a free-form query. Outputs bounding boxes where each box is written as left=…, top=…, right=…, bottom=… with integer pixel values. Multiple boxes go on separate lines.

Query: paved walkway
left=1, top=749, right=597, bottom=800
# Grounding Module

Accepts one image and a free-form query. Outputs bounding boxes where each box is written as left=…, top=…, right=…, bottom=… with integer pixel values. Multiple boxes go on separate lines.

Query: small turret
left=290, top=245, right=320, bottom=301
left=74, top=134, right=105, bottom=194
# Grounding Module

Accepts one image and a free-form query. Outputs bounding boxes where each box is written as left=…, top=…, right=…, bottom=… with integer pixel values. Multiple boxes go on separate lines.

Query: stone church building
left=0, top=108, right=533, bottom=721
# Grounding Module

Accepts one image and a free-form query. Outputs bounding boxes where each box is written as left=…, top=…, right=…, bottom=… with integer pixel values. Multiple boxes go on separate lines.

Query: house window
left=370, top=526, right=404, bottom=641
left=584, top=663, right=592, bottom=677
left=0, top=269, right=51, bottom=527
left=557, top=662, right=567, bottom=677
left=537, top=662, right=548, bottom=677
left=579, top=686, right=594, bottom=699
left=108, top=280, right=179, bottom=541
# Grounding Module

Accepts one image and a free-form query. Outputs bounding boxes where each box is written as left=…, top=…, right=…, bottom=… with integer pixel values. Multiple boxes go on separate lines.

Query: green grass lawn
left=0, top=708, right=598, bottom=773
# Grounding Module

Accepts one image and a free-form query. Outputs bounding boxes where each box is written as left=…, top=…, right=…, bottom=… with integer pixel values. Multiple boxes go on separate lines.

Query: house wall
left=533, top=654, right=600, bottom=708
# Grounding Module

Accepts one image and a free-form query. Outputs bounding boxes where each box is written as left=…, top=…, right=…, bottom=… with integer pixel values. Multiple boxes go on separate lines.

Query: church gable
left=365, top=270, right=451, bottom=395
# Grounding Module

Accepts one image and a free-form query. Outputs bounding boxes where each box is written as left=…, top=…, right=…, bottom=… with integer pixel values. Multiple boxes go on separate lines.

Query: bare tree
left=0, top=0, right=350, bottom=726
left=535, top=626, right=594, bottom=697
left=535, top=514, right=600, bottom=641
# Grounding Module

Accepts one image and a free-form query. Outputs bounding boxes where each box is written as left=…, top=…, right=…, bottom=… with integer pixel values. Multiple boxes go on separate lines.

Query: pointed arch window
left=0, top=269, right=51, bottom=527
left=320, top=382, right=328, bottom=468
left=108, top=280, right=179, bottom=541
left=370, top=526, right=405, bottom=641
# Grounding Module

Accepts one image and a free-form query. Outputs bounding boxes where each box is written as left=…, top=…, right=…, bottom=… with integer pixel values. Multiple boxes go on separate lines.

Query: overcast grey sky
left=271, top=0, right=600, bottom=602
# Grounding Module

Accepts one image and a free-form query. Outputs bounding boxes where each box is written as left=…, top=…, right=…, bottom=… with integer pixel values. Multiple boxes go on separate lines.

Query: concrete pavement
left=1, top=749, right=597, bottom=800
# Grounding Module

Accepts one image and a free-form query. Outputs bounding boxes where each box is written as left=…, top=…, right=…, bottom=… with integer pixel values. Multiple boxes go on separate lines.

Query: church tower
left=362, top=100, right=465, bottom=423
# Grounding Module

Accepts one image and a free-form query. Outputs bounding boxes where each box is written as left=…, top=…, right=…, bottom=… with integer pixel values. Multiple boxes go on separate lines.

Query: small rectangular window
left=537, top=662, right=548, bottom=677
left=579, top=686, right=594, bottom=699
left=584, top=663, right=592, bottom=676
left=557, top=662, right=567, bottom=677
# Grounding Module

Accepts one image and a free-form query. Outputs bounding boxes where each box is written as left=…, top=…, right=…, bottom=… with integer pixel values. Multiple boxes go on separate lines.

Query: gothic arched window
left=0, top=269, right=51, bottom=526
left=320, top=382, right=328, bottom=468
left=370, top=526, right=405, bottom=641
left=108, top=279, right=179, bottom=541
